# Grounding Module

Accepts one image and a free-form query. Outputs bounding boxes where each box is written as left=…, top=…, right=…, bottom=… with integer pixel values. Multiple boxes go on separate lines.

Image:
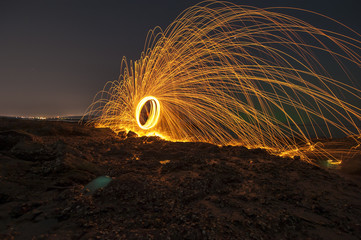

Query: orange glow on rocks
left=83, top=1, right=361, bottom=161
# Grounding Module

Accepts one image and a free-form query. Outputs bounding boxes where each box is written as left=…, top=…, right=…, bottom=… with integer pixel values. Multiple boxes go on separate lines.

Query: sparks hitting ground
left=83, top=1, right=361, bottom=160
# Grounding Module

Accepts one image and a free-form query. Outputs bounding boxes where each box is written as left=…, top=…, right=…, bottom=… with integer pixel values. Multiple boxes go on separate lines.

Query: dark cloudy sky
left=1, top=0, right=360, bottom=117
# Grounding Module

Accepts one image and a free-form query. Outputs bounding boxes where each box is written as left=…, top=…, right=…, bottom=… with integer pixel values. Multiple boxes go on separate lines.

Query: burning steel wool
left=83, top=0, right=361, bottom=160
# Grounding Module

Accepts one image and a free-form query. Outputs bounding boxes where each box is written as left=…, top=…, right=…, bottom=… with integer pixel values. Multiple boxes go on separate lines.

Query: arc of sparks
left=83, top=0, right=361, bottom=161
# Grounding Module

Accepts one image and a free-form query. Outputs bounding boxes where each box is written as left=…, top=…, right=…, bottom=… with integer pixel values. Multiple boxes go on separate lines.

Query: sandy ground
left=0, top=118, right=360, bottom=239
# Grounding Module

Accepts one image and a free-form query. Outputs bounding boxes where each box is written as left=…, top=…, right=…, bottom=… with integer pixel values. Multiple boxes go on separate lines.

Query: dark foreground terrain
left=0, top=118, right=360, bottom=239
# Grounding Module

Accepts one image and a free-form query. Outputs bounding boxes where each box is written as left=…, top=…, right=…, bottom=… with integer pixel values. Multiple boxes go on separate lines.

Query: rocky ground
left=0, top=118, right=360, bottom=239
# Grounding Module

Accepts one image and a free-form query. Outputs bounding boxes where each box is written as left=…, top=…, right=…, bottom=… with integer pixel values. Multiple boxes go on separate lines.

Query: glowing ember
left=83, top=1, right=361, bottom=161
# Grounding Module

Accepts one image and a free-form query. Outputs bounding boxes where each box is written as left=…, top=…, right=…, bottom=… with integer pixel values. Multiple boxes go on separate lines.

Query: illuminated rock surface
left=0, top=118, right=360, bottom=239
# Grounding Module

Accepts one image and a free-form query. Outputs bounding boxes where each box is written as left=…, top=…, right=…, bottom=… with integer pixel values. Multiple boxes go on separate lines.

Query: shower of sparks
left=83, top=1, right=361, bottom=161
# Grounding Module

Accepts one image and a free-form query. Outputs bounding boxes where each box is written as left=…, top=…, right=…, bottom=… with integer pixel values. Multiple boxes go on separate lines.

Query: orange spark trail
left=83, top=1, right=361, bottom=161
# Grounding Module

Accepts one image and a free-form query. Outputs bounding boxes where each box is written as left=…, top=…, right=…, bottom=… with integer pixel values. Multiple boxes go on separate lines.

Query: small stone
left=127, top=131, right=138, bottom=138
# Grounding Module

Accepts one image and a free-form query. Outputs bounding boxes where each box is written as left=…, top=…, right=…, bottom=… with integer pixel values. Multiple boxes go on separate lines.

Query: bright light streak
left=136, top=96, right=161, bottom=130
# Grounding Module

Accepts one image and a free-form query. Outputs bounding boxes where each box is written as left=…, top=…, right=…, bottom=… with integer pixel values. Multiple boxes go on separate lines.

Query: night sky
left=1, top=0, right=360, bottom=117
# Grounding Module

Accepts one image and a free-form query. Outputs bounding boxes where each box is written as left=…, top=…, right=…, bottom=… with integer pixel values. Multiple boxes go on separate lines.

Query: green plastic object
left=84, top=176, right=112, bottom=195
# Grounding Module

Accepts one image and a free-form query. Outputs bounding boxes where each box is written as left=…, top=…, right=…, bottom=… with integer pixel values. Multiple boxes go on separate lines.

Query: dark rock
left=10, top=202, right=41, bottom=218
left=341, top=156, right=361, bottom=174
left=0, top=130, right=34, bottom=150
left=1, top=118, right=361, bottom=240
left=0, top=193, right=11, bottom=204
left=10, top=140, right=55, bottom=161
left=127, top=131, right=138, bottom=138
left=117, top=131, right=127, bottom=138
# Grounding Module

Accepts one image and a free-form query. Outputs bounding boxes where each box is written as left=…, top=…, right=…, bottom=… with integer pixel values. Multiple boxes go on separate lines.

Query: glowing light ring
left=136, top=96, right=161, bottom=130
